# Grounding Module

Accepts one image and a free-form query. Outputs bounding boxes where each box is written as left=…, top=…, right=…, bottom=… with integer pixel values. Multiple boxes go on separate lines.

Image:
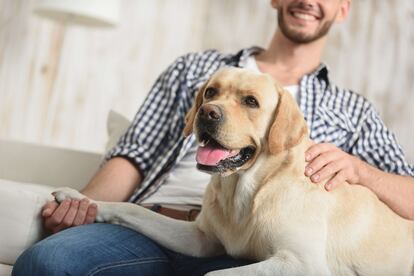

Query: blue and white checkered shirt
left=106, top=47, right=414, bottom=203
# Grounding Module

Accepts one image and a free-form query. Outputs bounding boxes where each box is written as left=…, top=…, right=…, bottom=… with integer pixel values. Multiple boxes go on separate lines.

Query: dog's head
left=184, top=67, right=308, bottom=175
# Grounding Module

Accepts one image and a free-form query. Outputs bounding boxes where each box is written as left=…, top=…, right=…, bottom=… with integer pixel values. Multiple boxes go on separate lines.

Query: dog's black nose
left=199, top=104, right=222, bottom=122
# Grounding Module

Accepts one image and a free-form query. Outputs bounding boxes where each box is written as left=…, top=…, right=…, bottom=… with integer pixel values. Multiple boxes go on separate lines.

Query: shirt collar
left=311, top=63, right=330, bottom=86
left=231, top=46, right=330, bottom=86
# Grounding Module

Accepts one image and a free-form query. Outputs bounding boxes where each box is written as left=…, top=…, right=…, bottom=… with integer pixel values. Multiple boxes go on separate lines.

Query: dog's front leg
left=205, top=250, right=330, bottom=276
left=53, top=188, right=224, bottom=258
left=96, top=201, right=224, bottom=258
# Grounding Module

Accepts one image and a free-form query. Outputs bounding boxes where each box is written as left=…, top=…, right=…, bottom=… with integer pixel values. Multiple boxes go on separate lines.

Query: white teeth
left=199, top=139, right=210, bottom=147
left=292, top=12, right=316, bottom=21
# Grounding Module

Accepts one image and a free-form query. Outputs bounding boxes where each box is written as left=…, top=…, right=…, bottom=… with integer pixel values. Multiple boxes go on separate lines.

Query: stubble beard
left=277, top=8, right=334, bottom=44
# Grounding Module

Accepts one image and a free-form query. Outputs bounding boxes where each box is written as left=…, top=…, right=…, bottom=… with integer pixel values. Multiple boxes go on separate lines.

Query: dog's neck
left=252, top=138, right=319, bottom=194
left=211, top=138, right=315, bottom=222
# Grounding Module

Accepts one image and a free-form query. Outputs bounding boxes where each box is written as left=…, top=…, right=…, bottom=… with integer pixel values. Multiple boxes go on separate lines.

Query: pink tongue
left=196, top=145, right=238, bottom=166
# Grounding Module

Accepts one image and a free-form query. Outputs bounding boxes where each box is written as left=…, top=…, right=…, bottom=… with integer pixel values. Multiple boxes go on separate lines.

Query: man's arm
left=42, top=157, right=142, bottom=233
left=305, top=143, right=414, bottom=220
left=359, top=164, right=414, bottom=220
left=81, top=157, right=142, bottom=201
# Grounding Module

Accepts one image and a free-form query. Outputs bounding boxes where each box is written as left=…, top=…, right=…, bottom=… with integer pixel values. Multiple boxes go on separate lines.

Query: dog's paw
left=94, top=204, right=119, bottom=224
left=52, top=187, right=86, bottom=203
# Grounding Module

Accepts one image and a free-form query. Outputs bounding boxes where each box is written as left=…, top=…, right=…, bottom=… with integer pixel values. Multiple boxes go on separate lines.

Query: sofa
left=0, top=111, right=130, bottom=275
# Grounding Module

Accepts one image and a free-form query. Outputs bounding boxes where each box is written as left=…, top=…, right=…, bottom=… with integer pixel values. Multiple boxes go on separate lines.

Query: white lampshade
left=33, top=0, right=120, bottom=27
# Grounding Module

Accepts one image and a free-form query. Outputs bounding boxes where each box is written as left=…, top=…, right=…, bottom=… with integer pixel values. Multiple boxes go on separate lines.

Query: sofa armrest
left=0, top=140, right=104, bottom=266
left=0, top=139, right=102, bottom=191
left=0, top=179, right=55, bottom=265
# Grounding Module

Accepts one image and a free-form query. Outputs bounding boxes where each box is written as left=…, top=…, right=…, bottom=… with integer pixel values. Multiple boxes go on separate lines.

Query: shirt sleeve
left=348, top=103, right=414, bottom=176
left=104, top=54, right=190, bottom=177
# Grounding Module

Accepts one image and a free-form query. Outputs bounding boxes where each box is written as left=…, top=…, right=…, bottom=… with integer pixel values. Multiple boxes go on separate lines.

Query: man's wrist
left=357, top=159, right=382, bottom=190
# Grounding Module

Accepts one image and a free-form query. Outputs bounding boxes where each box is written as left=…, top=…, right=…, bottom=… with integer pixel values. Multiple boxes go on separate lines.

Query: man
left=13, top=0, right=414, bottom=275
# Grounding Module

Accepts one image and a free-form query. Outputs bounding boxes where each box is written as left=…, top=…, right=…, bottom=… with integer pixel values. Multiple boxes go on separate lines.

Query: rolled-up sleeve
left=349, top=104, right=414, bottom=176
left=105, top=55, right=190, bottom=177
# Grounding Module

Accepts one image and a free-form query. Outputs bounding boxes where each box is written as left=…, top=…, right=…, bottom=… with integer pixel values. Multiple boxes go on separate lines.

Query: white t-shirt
left=141, top=56, right=300, bottom=206
left=244, top=55, right=300, bottom=101
left=140, top=141, right=209, bottom=207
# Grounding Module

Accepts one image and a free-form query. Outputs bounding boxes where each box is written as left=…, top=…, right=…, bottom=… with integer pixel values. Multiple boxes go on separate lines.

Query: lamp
left=33, top=0, right=120, bottom=27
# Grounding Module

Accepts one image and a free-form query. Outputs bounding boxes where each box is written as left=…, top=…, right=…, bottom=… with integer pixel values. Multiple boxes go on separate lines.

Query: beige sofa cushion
left=0, top=264, right=12, bottom=275
left=0, top=110, right=130, bottom=272
left=0, top=179, right=54, bottom=265
left=0, top=139, right=102, bottom=190
left=105, top=109, right=130, bottom=152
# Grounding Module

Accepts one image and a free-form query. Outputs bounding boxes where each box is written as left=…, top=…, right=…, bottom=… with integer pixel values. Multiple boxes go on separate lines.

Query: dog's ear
left=268, top=86, right=308, bottom=155
left=183, top=81, right=207, bottom=137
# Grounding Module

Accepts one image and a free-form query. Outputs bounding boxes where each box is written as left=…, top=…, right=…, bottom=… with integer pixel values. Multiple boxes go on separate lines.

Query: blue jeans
left=12, top=223, right=252, bottom=276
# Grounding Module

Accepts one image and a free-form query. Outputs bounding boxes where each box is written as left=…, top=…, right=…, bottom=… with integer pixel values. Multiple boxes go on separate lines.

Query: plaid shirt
left=106, top=47, right=414, bottom=203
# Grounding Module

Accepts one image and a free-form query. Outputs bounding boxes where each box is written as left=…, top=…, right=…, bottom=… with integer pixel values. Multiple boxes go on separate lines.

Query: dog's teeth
left=199, top=139, right=211, bottom=147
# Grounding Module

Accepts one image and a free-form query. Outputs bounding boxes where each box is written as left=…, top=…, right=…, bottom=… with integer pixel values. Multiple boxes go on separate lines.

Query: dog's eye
left=204, top=87, right=218, bottom=99
left=243, top=96, right=260, bottom=108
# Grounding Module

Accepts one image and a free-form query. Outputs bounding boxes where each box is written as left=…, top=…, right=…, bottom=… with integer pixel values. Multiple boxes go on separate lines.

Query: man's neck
left=255, top=30, right=326, bottom=86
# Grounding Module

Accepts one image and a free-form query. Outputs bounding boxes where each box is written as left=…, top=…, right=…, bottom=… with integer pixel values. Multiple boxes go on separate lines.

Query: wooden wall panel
left=0, top=0, right=412, bottom=164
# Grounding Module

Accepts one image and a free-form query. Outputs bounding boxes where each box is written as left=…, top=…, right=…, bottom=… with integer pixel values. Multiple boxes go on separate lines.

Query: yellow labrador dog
left=54, top=67, right=414, bottom=275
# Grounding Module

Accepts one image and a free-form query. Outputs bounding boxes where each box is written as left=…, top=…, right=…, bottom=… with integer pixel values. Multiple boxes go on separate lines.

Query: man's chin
left=278, top=12, right=334, bottom=44
left=280, top=24, right=325, bottom=44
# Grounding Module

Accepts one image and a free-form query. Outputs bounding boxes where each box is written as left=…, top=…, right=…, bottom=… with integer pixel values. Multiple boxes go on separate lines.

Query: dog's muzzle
left=194, top=104, right=256, bottom=174
left=196, top=104, right=223, bottom=135
left=198, top=104, right=223, bottom=123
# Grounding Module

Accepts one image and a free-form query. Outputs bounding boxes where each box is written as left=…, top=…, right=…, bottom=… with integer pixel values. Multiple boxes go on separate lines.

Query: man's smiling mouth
left=291, top=11, right=318, bottom=21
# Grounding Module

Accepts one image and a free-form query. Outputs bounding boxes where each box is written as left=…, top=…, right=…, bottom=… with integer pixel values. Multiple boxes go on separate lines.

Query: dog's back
left=218, top=138, right=414, bottom=275
left=325, top=182, right=414, bottom=275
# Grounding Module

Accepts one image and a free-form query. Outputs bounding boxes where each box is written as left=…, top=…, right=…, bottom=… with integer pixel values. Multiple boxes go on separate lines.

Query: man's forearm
left=359, top=163, right=414, bottom=220
left=81, top=157, right=142, bottom=202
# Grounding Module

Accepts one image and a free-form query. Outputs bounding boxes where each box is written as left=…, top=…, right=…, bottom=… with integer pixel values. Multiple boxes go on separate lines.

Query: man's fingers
left=311, top=161, right=342, bottom=183
left=44, top=199, right=71, bottom=229
left=51, top=222, right=69, bottom=234
left=49, top=199, right=71, bottom=224
left=305, top=143, right=329, bottom=161
left=50, top=201, right=80, bottom=234
left=42, top=201, right=59, bottom=217
left=84, top=204, right=98, bottom=224
left=73, top=198, right=90, bottom=226
left=305, top=143, right=334, bottom=161
left=325, top=172, right=346, bottom=191
left=43, top=198, right=97, bottom=233
left=60, top=200, right=80, bottom=227
left=305, top=151, right=338, bottom=179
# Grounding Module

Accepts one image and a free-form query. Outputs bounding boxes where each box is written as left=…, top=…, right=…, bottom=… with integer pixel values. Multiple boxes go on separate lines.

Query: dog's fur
left=55, top=68, right=414, bottom=275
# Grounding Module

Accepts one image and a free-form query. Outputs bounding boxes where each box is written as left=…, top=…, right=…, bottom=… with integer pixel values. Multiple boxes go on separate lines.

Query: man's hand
left=305, top=143, right=364, bottom=191
left=40, top=158, right=141, bottom=234
left=42, top=198, right=97, bottom=234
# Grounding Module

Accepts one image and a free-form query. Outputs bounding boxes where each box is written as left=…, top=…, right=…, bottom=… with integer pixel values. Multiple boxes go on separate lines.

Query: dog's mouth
left=196, top=132, right=256, bottom=173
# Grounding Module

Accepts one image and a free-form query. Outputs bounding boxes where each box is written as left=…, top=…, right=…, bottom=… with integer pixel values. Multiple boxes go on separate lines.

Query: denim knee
left=12, top=223, right=173, bottom=276
left=12, top=234, right=79, bottom=276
